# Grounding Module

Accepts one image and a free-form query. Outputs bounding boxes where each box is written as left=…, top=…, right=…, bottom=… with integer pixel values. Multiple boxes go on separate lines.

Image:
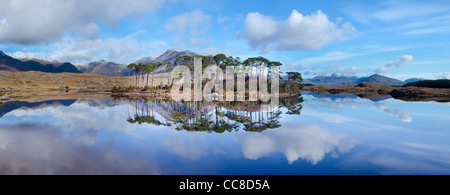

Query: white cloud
left=435, top=72, right=450, bottom=79
left=8, top=51, right=49, bottom=60
left=371, top=1, right=450, bottom=22
left=243, top=10, right=358, bottom=52
left=39, top=31, right=151, bottom=64
left=0, top=0, right=165, bottom=45
left=165, top=10, right=212, bottom=36
left=376, top=55, right=414, bottom=73
left=188, top=37, right=215, bottom=47
left=298, top=51, right=362, bottom=64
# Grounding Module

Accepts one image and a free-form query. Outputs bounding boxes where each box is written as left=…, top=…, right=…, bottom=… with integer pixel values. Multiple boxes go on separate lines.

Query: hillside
left=403, top=79, right=450, bottom=88
left=78, top=60, right=129, bottom=77
left=304, top=74, right=405, bottom=86
left=303, top=74, right=359, bottom=86
left=357, top=74, right=405, bottom=86
left=0, top=51, right=81, bottom=73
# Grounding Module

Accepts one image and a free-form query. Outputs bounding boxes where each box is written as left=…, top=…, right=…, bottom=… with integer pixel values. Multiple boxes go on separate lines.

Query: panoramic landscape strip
left=0, top=0, right=450, bottom=180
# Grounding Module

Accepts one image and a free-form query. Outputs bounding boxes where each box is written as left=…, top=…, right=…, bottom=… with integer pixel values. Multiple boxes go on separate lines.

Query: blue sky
left=0, top=0, right=449, bottom=80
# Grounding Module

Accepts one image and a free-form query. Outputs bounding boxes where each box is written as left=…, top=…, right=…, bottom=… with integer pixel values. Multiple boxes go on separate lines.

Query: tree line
left=126, top=54, right=304, bottom=91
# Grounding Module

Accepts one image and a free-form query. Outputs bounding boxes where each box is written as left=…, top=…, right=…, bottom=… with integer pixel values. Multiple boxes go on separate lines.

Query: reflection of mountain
left=303, top=91, right=392, bottom=102
left=242, top=123, right=354, bottom=165
left=303, top=91, right=359, bottom=100
left=75, top=98, right=126, bottom=108
left=0, top=100, right=76, bottom=117
left=0, top=98, right=126, bottom=117
left=303, top=93, right=413, bottom=123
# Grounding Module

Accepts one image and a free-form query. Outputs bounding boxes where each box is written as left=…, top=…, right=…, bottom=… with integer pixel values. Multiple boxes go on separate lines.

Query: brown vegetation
left=0, top=71, right=132, bottom=92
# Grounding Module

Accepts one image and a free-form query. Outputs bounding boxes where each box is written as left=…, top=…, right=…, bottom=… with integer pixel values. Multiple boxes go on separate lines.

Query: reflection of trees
left=122, top=95, right=303, bottom=133
left=126, top=99, right=171, bottom=127
left=282, top=96, right=304, bottom=115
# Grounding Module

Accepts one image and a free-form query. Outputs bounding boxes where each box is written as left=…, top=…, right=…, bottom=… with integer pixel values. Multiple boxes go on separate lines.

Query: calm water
left=0, top=93, right=449, bottom=175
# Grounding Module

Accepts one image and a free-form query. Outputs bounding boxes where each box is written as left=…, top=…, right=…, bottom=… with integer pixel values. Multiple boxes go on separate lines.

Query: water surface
left=0, top=93, right=449, bottom=175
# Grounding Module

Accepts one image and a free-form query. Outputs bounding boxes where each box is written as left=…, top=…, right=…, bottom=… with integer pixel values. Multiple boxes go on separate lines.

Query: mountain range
left=77, top=60, right=129, bottom=77
left=0, top=50, right=426, bottom=86
left=0, top=51, right=81, bottom=73
left=304, top=74, right=407, bottom=86
left=81, top=49, right=200, bottom=76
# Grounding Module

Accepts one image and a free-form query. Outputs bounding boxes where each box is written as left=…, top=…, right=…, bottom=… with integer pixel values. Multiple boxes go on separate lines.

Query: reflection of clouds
left=0, top=123, right=160, bottom=175
left=8, top=101, right=136, bottom=133
left=242, top=123, right=355, bottom=165
left=163, top=135, right=209, bottom=160
left=302, top=110, right=361, bottom=124
left=341, top=142, right=450, bottom=174
left=376, top=103, right=412, bottom=123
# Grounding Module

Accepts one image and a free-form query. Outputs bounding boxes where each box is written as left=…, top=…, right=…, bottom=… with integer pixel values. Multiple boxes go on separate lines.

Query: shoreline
left=304, top=82, right=450, bottom=102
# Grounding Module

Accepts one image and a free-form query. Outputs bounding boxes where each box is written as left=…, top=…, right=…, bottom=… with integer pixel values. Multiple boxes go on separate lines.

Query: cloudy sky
left=0, top=0, right=449, bottom=80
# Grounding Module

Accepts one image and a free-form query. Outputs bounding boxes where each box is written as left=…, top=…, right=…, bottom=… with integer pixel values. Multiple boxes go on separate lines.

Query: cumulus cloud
left=165, top=10, right=212, bottom=36
left=243, top=10, right=357, bottom=52
left=12, top=30, right=151, bottom=64
left=0, top=0, right=165, bottom=45
left=435, top=72, right=450, bottom=79
left=9, top=33, right=153, bottom=64
left=376, top=55, right=414, bottom=73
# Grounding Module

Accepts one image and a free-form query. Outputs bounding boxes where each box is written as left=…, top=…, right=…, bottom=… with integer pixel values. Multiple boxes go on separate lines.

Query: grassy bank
left=0, top=71, right=132, bottom=93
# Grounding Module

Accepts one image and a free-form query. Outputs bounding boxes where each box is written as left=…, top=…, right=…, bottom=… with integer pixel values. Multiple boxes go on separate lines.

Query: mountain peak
left=0, top=51, right=8, bottom=57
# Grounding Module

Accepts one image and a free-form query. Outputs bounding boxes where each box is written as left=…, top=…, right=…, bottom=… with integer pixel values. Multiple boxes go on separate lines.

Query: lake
left=0, top=92, right=449, bottom=175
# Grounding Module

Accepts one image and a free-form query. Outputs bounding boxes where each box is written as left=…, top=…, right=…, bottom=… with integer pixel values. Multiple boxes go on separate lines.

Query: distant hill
left=0, top=51, right=81, bottom=73
left=404, top=79, right=450, bottom=88
left=303, top=74, right=405, bottom=86
left=357, top=74, right=405, bottom=86
left=78, top=60, right=129, bottom=77
left=303, top=74, right=359, bottom=86
left=404, top=78, right=425, bottom=83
